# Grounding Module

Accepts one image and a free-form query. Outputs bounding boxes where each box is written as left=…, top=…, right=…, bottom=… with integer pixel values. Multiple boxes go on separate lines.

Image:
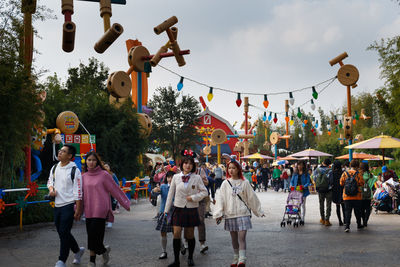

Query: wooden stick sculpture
left=61, top=0, right=76, bottom=52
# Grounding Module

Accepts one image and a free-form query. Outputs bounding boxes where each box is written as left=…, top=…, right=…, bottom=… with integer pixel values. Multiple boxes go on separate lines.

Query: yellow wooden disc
left=269, top=132, right=279, bottom=145
left=203, top=146, right=211, bottom=155
left=337, top=64, right=359, bottom=86
left=128, top=45, right=150, bottom=72
left=107, top=71, right=131, bottom=98
left=56, top=111, right=79, bottom=134
left=137, top=113, right=152, bottom=137
left=211, top=129, right=227, bottom=145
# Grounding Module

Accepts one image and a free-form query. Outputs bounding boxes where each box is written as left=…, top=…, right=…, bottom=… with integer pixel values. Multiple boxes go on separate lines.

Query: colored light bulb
left=310, top=99, right=315, bottom=111
left=315, top=120, right=319, bottom=128
left=289, top=92, right=295, bottom=105
left=304, top=119, right=308, bottom=124
left=328, top=131, right=331, bottom=136
left=355, top=110, right=359, bottom=120
left=339, top=120, right=343, bottom=129
left=236, top=93, right=242, bottom=107
left=263, top=94, right=269, bottom=109
left=312, top=86, right=318, bottom=99
left=207, top=87, right=213, bottom=101
left=302, top=122, right=305, bottom=127
left=353, top=118, right=356, bottom=125
left=335, top=126, right=338, bottom=133
left=177, top=77, right=184, bottom=91
left=297, top=107, right=302, bottom=119
left=263, top=112, right=267, bottom=122
left=290, top=116, right=294, bottom=126
left=273, top=113, right=278, bottom=124
left=268, top=112, right=272, bottom=121
left=334, top=115, right=338, bottom=125
left=313, top=132, right=317, bottom=136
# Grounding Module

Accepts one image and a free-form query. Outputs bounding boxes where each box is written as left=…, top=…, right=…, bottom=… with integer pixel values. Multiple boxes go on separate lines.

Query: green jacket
left=363, top=172, right=378, bottom=199
left=272, top=168, right=282, bottom=179
left=243, top=171, right=252, bottom=184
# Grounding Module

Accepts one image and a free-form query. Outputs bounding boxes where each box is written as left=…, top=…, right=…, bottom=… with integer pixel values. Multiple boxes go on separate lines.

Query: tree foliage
left=148, top=86, right=201, bottom=161
left=41, top=58, right=147, bottom=179
left=0, top=0, right=51, bottom=187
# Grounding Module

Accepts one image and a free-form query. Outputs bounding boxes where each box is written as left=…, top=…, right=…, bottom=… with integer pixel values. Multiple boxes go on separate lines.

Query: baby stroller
left=372, top=188, right=392, bottom=213
left=280, top=190, right=303, bottom=227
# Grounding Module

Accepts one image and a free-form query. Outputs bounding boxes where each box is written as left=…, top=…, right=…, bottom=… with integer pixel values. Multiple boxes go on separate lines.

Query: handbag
left=166, top=206, right=175, bottom=224
left=227, top=180, right=252, bottom=218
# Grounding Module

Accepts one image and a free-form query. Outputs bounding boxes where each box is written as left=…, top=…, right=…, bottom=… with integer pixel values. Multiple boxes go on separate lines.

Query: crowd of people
left=47, top=145, right=398, bottom=267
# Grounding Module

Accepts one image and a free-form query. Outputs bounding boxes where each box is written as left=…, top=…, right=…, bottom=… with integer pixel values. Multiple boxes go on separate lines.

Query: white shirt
left=47, top=162, right=82, bottom=207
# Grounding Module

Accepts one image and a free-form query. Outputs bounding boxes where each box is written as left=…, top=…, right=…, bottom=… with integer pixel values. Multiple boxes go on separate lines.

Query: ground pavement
left=1, top=189, right=400, bottom=267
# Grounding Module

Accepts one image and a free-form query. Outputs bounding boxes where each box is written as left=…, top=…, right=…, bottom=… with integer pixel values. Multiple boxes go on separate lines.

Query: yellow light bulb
left=290, top=120, right=294, bottom=126
left=207, top=93, right=213, bottom=102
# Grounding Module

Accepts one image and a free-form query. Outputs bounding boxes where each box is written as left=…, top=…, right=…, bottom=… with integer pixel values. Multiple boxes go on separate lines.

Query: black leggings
left=336, top=203, right=345, bottom=223
left=86, top=218, right=107, bottom=255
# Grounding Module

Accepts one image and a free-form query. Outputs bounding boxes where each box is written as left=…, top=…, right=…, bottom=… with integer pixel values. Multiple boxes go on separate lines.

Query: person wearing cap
left=381, top=165, right=398, bottom=182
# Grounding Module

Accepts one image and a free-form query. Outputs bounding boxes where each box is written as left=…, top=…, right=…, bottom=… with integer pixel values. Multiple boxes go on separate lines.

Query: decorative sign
left=65, top=134, right=73, bottom=143
left=203, top=115, right=211, bottom=125
left=73, top=135, right=81, bottom=143
left=90, top=135, right=96, bottom=143
left=81, top=134, right=89, bottom=144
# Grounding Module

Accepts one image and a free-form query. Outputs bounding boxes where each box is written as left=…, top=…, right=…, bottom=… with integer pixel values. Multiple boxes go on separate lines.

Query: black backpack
left=344, top=171, right=359, bottom=196
left=51, top=163, right=77, bottom=182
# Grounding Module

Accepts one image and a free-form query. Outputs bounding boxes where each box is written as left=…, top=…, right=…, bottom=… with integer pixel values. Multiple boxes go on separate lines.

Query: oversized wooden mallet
left=329, top=52, right=359, bottom=88
left=153, top=16, right=186, bottom=67
left=270, top=132, right=291, bottom=160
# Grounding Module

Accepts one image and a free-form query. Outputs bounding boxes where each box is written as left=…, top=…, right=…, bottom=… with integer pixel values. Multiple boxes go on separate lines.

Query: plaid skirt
left=224, top=216, right=252, bottom=231
left=172, top=207, right=200, bottom=227
left=155, top=212, right=173, bottom=233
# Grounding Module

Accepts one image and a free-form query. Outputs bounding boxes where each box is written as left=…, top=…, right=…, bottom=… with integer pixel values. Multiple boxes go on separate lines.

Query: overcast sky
left=34, top=0, right=400, bottom=130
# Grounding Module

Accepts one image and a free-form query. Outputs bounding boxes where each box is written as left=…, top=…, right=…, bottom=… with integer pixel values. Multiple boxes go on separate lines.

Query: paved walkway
left=1, top=190, right=400, bottom=267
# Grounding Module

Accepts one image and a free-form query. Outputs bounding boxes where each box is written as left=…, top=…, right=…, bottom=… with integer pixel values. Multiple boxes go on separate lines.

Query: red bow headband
left=181, top=149, right=197, bottom=158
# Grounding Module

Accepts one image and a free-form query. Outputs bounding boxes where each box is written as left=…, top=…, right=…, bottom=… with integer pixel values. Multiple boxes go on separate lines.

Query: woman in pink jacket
left=82, top=151, right=131, bottom=267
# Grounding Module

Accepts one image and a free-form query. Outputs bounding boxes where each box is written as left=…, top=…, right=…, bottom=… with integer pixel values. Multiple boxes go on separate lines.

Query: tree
left=0, top=0, right=50, bottom=187
left=42, top=59, right=147, bottom=179
left=148, top=86, right=201, bottom=161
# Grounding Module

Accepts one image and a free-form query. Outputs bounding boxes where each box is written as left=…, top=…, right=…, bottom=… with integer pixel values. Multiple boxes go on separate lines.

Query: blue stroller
left=280, top=190, right=303, bottom=227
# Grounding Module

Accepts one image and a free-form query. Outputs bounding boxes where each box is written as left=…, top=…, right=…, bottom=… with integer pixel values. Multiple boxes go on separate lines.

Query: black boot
left=168, top=239, right=181, bottom=267
left=188, top=238, right=195, bottom=266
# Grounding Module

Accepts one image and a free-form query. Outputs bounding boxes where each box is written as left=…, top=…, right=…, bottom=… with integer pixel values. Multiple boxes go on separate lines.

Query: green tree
left=0, top=0, right=51, bottom=187
left=148, top=86, right=201, bottom=161
left=42, top=59, right=147, bottom=179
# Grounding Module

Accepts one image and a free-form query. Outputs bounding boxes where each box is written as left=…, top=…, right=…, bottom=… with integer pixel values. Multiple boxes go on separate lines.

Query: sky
left=34, top=0, right=400, bottom=131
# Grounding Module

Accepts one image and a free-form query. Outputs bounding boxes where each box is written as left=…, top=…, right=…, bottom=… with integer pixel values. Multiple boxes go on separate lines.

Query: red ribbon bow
left=184, top=150, right=194, bottom=157
left=182, top=174, right=191, bottom=183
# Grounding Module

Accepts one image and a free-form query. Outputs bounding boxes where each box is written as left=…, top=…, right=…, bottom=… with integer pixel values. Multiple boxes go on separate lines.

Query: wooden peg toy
left=106, top=71, right=132, bottom=98
left=94, top=22, right=124, bottom=53
left=61, top=0, right=76, bottom=52
left=329, top=52, right=359, bottom=87
left=153, top=16, right=187, bottom=66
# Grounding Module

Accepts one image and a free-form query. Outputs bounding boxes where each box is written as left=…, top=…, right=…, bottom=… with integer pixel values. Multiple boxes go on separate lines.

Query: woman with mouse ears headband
left=164, top=149, right=208, bottom=267
left=213, top=155, right=265, bottom=267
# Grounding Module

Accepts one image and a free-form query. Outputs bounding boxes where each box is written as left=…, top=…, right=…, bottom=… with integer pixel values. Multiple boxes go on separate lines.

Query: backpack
left=51, top=163, right=77, bottom=182
left=361, top=173, right=373, bottom=200
left=281, top=171, right=289, bottom=180
left=344, top=171, right=359, bottom=196
left=315, top=168, right=331, bottom=193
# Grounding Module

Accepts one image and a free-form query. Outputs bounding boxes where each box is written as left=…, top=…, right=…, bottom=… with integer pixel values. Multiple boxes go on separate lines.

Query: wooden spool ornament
left=337, top=64, right=359, bottom=87
left=354, top=134, right=364, bottom=143
left=128, top=45, right=151, bottom=72
left=107, top=71, right=132, bottom=98
left=233, top=141, right=243, bottom=152
left=62, top=21, right=76, bottom=53
left=211, top=129, right=227, bottom=145
left=269, top=132, right=279, bottom=145
left=203, top=146, right=211, bottom=155
left=56, top=111, right=79, bottom=134
left=137, top=113, right=152, bottom=137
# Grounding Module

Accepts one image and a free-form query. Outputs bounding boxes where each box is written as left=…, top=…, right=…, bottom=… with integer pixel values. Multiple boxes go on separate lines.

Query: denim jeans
left=54, top=203, right=79, bottom=262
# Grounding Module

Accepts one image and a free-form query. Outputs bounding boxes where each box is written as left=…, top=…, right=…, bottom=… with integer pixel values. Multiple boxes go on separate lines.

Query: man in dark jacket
left=314, top=158, right=333, bottom=226
left=260, top=163, right=270, bottom=191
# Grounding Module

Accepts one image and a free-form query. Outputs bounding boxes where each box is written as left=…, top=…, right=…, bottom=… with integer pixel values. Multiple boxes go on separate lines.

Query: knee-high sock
left=161, top=236, right=167, bottom=253
left=188, top=238, right=195, bottom=260
left=173, top=238, right=181, bottom=263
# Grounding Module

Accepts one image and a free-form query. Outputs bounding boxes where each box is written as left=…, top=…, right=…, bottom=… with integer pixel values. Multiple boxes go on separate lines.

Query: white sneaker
left=55, top=260, right=66, bottom=267
left=73, top=247, right=85, bottom=264
left=102, top=245, right=111, bottom=264
left=106, top=222, right=113, bottom=228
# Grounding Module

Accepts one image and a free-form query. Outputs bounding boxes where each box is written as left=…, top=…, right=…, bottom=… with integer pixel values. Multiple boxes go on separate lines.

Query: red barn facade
left=198, top=107, right=238, bottom=156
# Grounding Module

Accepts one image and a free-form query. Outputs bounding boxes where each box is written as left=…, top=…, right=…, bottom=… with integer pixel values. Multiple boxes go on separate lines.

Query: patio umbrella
left=278, top=156, right=298, bottom=161
left=241, top=152, right=274, bottom=160
left=366, top=155, right=394, bottom=161
left=345, top=135, right=400, bottom=164
left=288, top=148, right=333, bottom=158
left=335, top=152, right=376, bottom=160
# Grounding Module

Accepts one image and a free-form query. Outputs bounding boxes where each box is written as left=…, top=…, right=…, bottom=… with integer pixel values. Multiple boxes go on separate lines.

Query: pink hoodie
left=82, top=166, right=130, bottom=222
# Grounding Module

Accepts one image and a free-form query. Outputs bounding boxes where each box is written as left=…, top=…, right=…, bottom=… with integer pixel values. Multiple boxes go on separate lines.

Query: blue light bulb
left=177, top=77, right=184, bottom=91
left=268, top=112, right=272, bottom=121
left=302, top=122, right=305, bottom=127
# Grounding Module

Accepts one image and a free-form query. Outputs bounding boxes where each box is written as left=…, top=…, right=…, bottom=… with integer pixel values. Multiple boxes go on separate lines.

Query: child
left=154, top=171, right=175, bottom=259
left=214, top=156, right=265, bottom=267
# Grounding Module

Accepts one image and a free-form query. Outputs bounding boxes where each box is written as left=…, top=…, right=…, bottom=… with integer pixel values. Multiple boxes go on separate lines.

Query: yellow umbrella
left=345, top=135, right=400, bottom=164
left=241, top=152, right=274, bottom=160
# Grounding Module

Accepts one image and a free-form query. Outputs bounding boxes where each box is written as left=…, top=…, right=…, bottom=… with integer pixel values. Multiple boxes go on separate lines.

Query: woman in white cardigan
left=164, top=150, right=208, bottom=267
left=214, top=157, right=265, bottom=267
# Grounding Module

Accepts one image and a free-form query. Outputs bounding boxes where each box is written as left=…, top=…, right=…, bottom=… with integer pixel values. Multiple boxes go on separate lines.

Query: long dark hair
left=226, top=160, right=244, bottom=180
left=83, top=151, right=106, bottom=173
left=296, top=161, right=307, bottom=174
left=163, top=171, right=175, bottom=184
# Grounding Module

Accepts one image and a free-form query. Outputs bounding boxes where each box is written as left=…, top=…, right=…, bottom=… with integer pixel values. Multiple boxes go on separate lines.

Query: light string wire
left=158, top=64, right=337, bottom=96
